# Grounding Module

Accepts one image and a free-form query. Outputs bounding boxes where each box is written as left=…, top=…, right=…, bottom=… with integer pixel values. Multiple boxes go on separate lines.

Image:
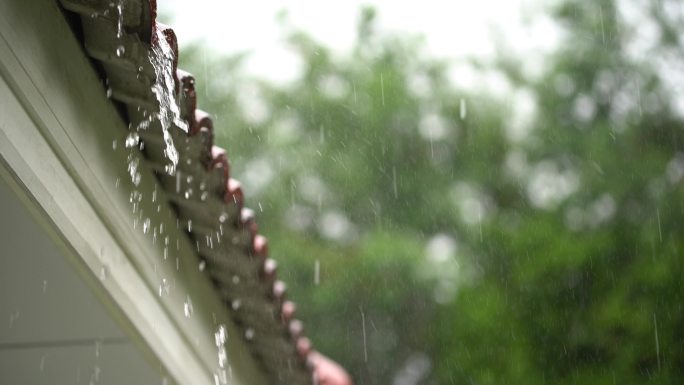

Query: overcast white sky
left=159, top=1, right=560, bottom=84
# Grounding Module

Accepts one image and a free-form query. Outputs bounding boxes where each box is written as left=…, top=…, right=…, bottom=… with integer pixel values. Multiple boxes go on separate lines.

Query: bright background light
left=159, top=0, right=560, bottom=84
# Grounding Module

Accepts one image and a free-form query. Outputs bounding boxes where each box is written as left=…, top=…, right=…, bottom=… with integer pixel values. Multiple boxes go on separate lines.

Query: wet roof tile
left=56, top=0, right=333, bottom=383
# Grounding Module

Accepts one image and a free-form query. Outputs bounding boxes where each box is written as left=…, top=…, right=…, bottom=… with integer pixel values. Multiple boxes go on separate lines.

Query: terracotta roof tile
left=56, top=0, right=345, bottom=383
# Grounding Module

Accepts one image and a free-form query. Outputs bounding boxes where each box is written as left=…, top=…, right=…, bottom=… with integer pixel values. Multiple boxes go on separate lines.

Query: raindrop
left=149, top=28, right=185, bottom=175
left=244, top=328, right=254, bottom=341
left=158, top=278, right=170, bottom=296
left=314, top=260, right=320, bottom=286
left=125, top=133, right=139, bottom=148
left=360, top=307, right=368, bottom=362
left=380, top=73, right=385, bottom=106
left=115, top=0, right=123, bottom=39
left=8, top=311, right=19, bottom=328
left=99, top=266, right=107, bottom=281
left=112, top=140, right=118, bottom=150
left=187, top=220, right=193, bottom=232
left=231, top=275, right=240, bottom=285
left=106, top=88, right=113, bottom=98
left=116, top=45, right=125, bottom=57
left=460, top=98, right=467, bottom=119
left=392, top=166, right=398, bottom=199
left=231, top=299, right=241, bottom=311
left=143, top=218, right=151, bottom=234
left=198, top=260, right=206, bottom=271
left=92, top=365, right=101, bottom=384
left=184, top=296, right=194, bottom=317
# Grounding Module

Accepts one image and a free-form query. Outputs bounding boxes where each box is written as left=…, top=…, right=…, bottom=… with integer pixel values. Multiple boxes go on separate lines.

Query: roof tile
left=57, top=1, right=351, bottom=383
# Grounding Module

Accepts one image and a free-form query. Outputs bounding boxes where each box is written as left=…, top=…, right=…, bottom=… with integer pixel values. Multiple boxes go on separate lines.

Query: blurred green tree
left=177, top=0, right=684, bottom=384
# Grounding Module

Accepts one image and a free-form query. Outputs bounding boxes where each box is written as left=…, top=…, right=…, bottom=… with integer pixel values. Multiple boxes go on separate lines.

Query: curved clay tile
left=57, top=1, right=354, bottom=384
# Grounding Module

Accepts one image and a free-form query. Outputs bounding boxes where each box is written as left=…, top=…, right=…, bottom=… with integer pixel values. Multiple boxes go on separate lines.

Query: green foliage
left=178, top=1, right=684, bottom=384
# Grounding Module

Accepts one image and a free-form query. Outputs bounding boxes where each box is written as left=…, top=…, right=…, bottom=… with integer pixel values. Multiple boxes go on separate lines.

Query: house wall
left=0, top=174, right=174, bottom=385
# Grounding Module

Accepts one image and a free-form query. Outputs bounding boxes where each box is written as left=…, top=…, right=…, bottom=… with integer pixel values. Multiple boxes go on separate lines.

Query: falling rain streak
left=149, top=28, right=186, bottom=175
left=360, top=307, right=368, bottom=362
left=653, top=314, right=661, bottom=372
left=656, top=208, right=662, bottom=242
left=392, top=166, right=398, bottom=199
left=380, top=73, right=385, bottom=106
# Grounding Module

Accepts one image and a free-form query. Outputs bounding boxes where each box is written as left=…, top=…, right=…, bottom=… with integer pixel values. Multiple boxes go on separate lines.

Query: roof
left=54, top=1, right=345, bottom=383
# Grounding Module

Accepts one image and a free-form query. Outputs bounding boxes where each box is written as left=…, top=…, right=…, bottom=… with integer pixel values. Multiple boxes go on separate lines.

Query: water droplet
left=215, top=325, right=227, bottom=345
left=149, top=28, right=185, bottom=175
left=314, top=259, right=320, bottom=286
left=198, top=260, right=206, bottom=271
left=187, top=220, right=192, bottom=232
left=184, top=296, right=194, bottom=317
left=106, top=88, right=113, bottom=98
left=112, top=140, right=118, bottom=150
left=116, top=45, right=125, bottom=57
left=125, top=133, right=139, bottom=148
left=158, top=278, right=170, bottom=296
left=231, top=299, right=241, bottom=310
left=115, top=1, right=124, bottom=39
left=143, top=218, right=151, bottom=234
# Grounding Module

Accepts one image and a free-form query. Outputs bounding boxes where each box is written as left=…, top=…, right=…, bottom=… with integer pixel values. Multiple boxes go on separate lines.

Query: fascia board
left=0, top=1, right=268, bottom=385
